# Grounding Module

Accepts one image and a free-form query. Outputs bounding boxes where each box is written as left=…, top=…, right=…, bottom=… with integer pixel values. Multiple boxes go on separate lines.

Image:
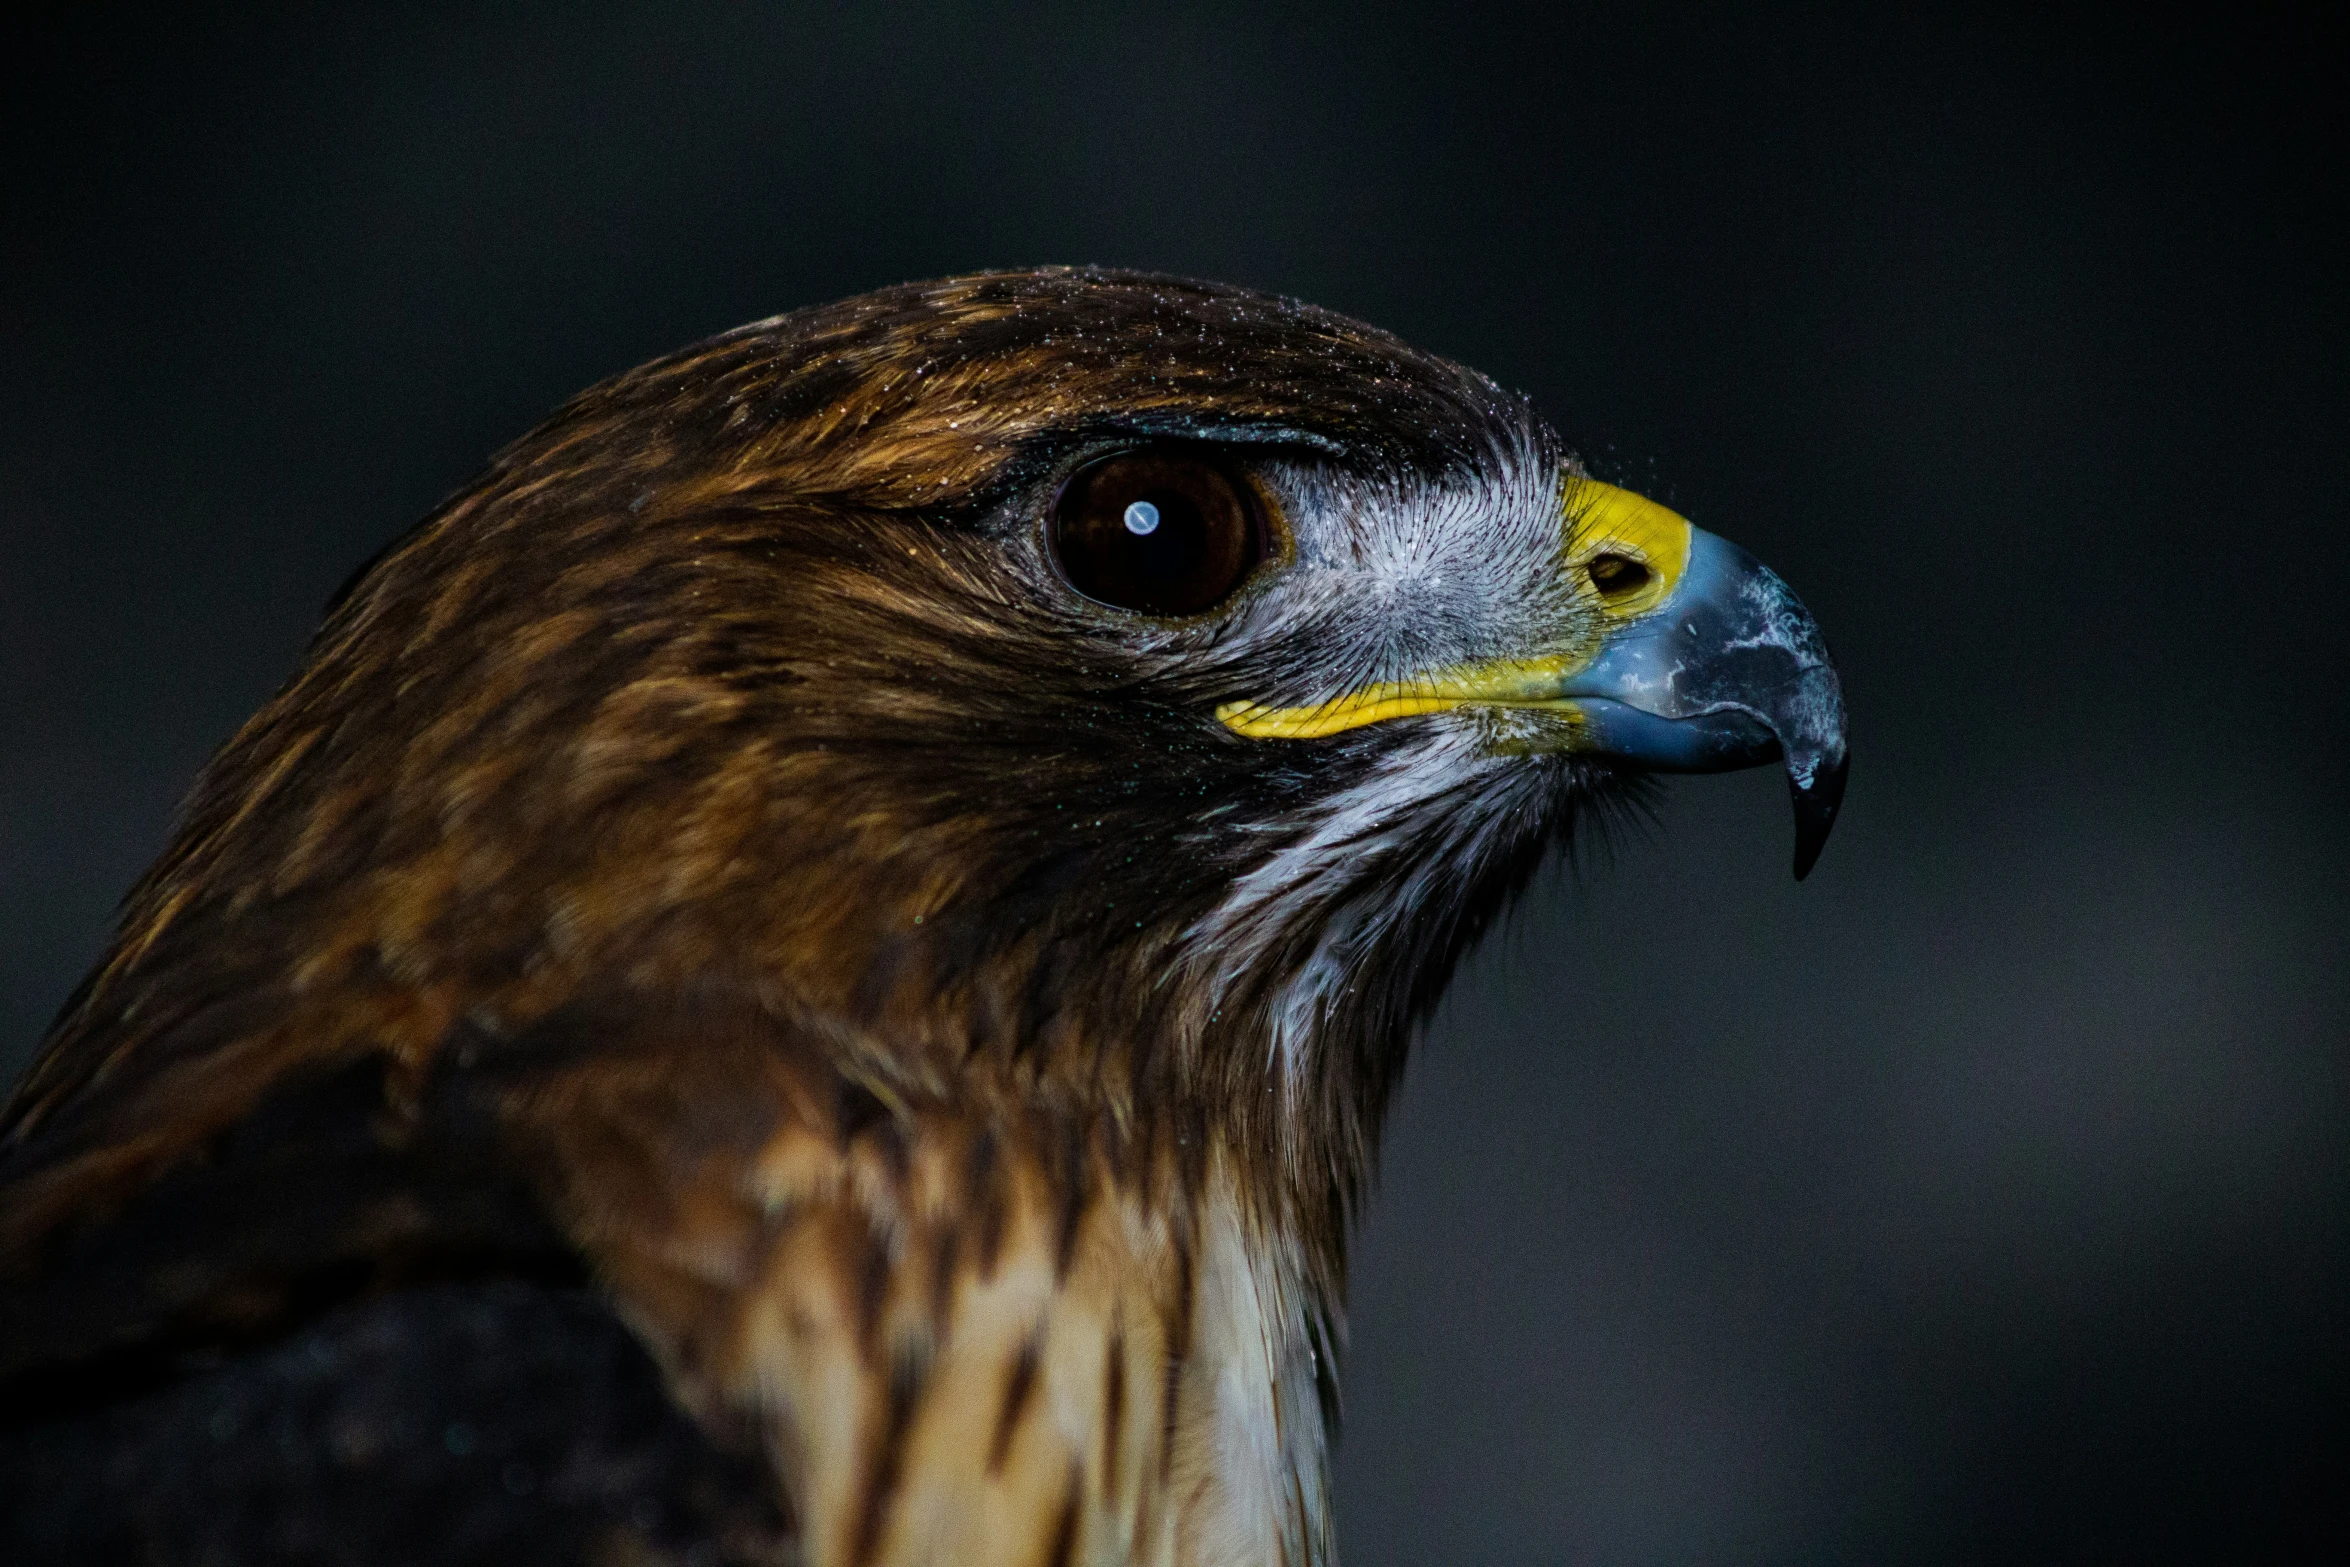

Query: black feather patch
left=0, top=1280, right=792, bottom=1565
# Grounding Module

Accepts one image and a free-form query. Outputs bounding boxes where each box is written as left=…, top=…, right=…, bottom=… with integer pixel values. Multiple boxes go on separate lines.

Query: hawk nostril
left=1587, top=553, right=1651, bottom=597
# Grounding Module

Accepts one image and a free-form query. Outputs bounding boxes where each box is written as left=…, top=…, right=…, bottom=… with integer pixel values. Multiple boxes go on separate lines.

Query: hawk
left=0, top=270, right=1845, bottom=1565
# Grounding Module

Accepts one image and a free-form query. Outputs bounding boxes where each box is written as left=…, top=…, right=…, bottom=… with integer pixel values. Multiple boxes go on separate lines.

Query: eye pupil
left=1052, top=449, right=1262, bottom=615
left=1588, top=552, right=1651, bottom=596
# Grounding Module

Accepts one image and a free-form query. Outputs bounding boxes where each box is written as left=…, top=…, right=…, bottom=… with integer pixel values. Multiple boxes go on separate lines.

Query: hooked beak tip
left=1788, top=750, right=1849, bottom=881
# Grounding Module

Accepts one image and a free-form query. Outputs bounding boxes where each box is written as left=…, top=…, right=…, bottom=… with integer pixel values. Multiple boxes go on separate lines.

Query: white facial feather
left=1234, top=430, right=1573, bottom=695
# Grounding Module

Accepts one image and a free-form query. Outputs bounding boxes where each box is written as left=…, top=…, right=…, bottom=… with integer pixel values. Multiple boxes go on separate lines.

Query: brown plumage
left=0, top=268, right=1844, bottom=1565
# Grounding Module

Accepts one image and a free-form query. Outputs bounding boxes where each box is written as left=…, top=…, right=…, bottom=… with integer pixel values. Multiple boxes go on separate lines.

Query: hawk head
left=12, top=264, right=1845, bottom=1251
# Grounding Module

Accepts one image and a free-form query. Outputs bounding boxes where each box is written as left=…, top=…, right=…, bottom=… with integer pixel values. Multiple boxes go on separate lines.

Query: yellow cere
left=1562, top=474, right=1692, bottom=619
left=1216, top=478, right=1694, bottom=742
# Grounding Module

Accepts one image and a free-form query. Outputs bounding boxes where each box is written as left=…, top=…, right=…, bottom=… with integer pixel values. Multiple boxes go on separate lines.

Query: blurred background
left=5, top=3, right=2343, bottom=1560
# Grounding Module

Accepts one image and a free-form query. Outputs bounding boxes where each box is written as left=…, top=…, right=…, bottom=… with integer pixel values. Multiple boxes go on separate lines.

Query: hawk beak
left=1216, top=479, right=1850, bottom=879
left=1550, top=482, right=1850, bottom=879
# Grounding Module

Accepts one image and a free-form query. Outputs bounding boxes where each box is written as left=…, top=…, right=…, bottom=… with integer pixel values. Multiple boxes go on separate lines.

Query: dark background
left=5, top=3, right=2344, bottom=1560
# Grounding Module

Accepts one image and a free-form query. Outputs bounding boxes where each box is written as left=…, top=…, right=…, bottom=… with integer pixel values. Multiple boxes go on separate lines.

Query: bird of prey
left=0, top=269, right=1845, bottom=1566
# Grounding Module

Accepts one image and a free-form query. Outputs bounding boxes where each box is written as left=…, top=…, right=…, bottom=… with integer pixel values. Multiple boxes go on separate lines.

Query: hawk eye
left=1051, top=449, right=1263, bottom=616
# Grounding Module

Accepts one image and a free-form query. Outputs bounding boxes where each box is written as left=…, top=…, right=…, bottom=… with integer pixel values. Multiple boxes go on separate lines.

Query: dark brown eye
left=1587, top=552, right=1652, bottom=597
left=1051, top=448, right=1263, bottom=615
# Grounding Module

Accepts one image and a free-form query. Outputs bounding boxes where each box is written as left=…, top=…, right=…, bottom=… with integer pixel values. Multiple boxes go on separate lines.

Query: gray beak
left=1559, top=526, right=1850, bottom=879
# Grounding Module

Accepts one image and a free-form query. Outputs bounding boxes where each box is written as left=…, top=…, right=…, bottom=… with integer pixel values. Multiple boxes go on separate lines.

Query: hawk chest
left=584, top=1099, right=1335, bottom=1567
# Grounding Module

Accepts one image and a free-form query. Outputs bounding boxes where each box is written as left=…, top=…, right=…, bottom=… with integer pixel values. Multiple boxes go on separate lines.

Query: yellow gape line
left=1216, top=658, right=1586, bottom=740
left=1216, top=478, right=1696, bottom=741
